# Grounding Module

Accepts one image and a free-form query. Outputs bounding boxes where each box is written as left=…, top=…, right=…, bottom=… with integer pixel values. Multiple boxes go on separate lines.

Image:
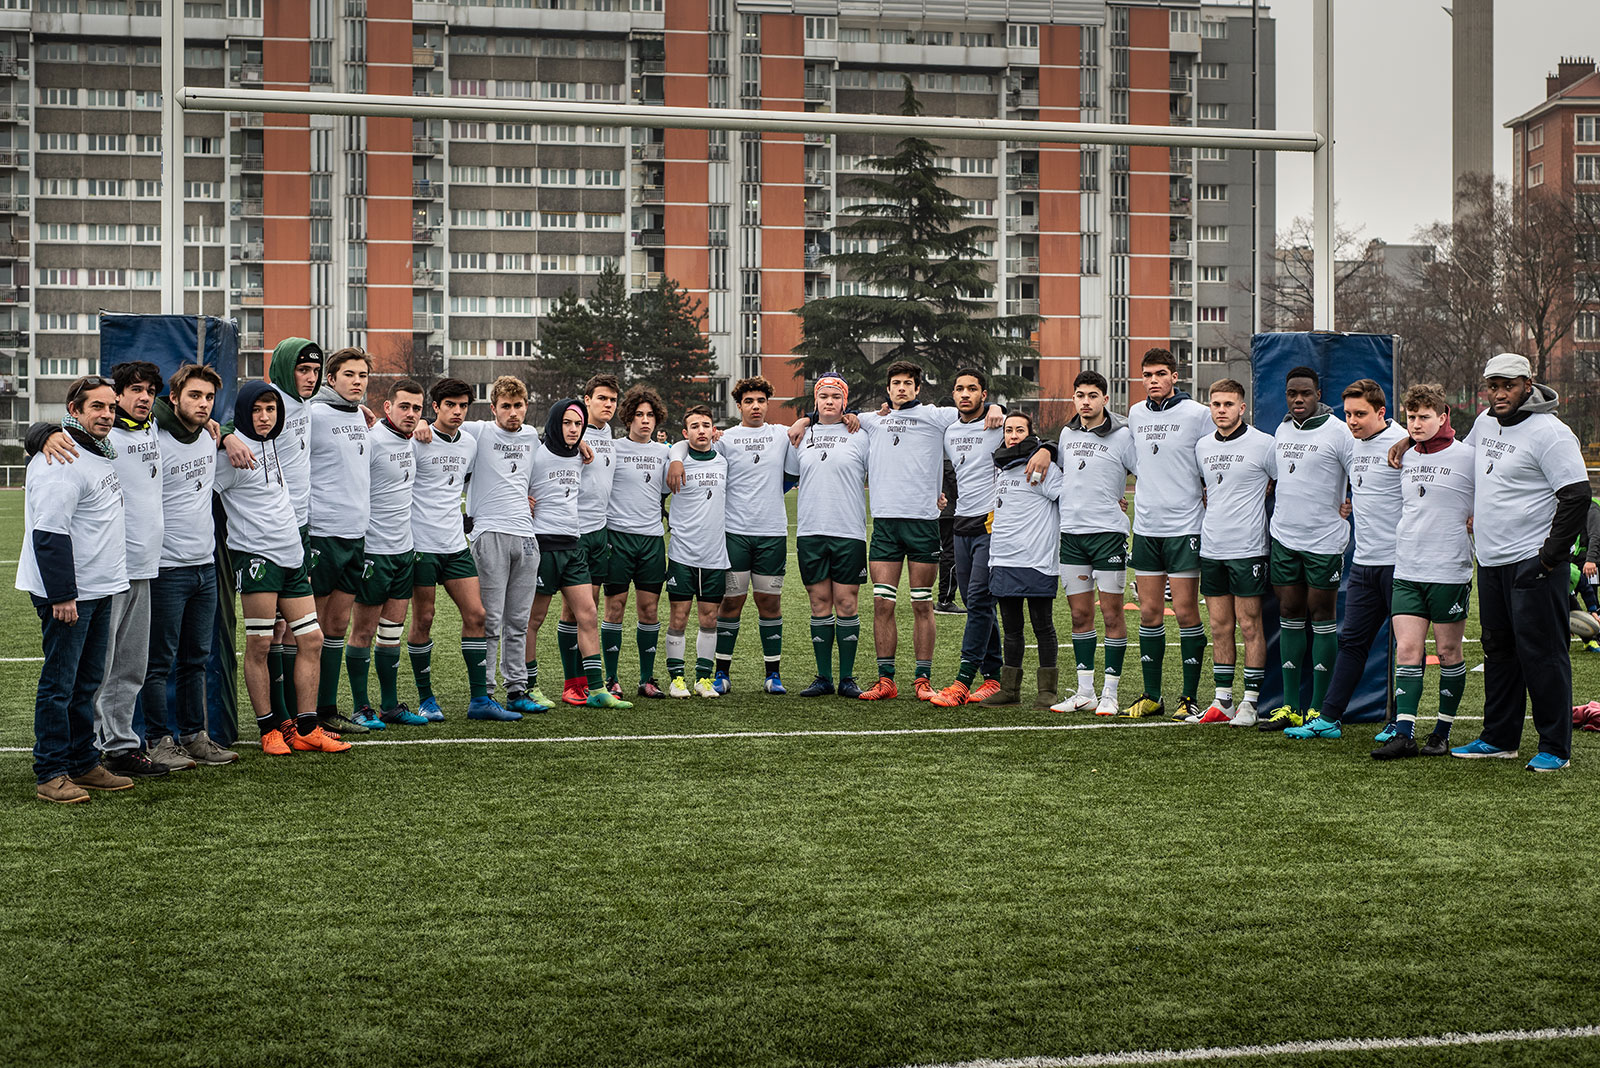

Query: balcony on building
left=0, top=56, right=24, bottom=77
left=804, top=83, right=830, bottom=103
left=238, top=150, right=264, bottom=172
left=803, top=210, right=830, bottom=229
left=0, top=284, right=21, bottom=304
left=1169, top=149, right=1193, bottom=174
left=804, top=278, right=830, bottom=301
left=632, top=76, right=665, bottom=107
left=412, top=224, right=439, bottom=243
left=632, top=141, right=665, bottom=161
left=1169, top=239, right=1190, bottom=257
left=803, top=167, right=830, bottom=187
left=0, top=192, right=25, bottom=213
left=239, top=240, right=265, bottom=261
left=413, top=312, right=442, bottom=332
left=412, top=46, right=441, bottom=69
left=1170, top=280, right=1193, bottom=298
left=412, top=178, right=440, bottom=199
left=412, top=135, right=441, bottom=155
left=1007, top=298, right=1040, bottom=316
left=231, top=196, right=263, bottom=217
left=637, top=228, right=665, bottom=248
left=412, top=265, right=439, bottom=286
left=234, top=286, right=265, bottom=306
left=240, top=331, right=264, bottom=350
left=0, top=147, right=25, bottom=168
left=632, top=271, right=664, bottom=290
left=1169, top=322, right=1194, bottom=339
left=1007, top=256, right=1040, bottom=275
left=1006, top=216, right=1039, bottom=234
left=0, top=102, right=26, bottom=124
left=1007, top=87, right=1039, bottom=109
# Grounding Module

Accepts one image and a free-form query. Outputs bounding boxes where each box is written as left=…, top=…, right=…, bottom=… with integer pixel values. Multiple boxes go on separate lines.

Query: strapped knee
left=244, top=617, right=276, bottom=638
left=726, top=570, right=752, bottom=597
left=376, top=619, right=405, bottom=647
left=873, top=583, right=898, bottom=603
left=909, top=586, right=933, bottom=603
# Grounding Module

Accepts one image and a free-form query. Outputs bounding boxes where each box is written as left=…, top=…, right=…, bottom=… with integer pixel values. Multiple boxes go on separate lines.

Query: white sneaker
left=1229, top=701, right=1258, bottom=727
left=669, top=676, right=691, bottom=698
left=693, top=677, right=721, bottom=698
left=1094, top=696, right=1120, bottom=717
left=1050, top=691, right=1098, bottom=713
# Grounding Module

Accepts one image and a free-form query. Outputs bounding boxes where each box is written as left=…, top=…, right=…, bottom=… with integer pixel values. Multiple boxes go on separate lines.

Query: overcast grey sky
left=1273, top=0, right=1592, bottom=245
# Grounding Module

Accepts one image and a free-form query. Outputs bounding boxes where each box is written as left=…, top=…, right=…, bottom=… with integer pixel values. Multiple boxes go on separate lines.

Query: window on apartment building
left=1198, top=225, right=1228, bottom=242
left=450, top=297, right=488, bottom=315
left=452, top=253, right=487, bottom=270
left=1197, top=184, right=1227, bottom=201
left=1199, top=146, right=1228, bottom=161
left=586, top=40, right=623, bottom=58
left=585, top=83, right=622, bottom=101
left=538, top=124, right=575, bottom=142
left=540, top=38, right=578, bottom=57
left=1577, top=311, right=1600, bottom=341
left=922, top=73, right=952, bottom=91
left=585, top=126, right=621, bottom=143
left=1198, top=306, right=1227, bottom=323
left=493, top=123, right=531, bottom=141
left=539, top=212, right=577, bottom=229
left=1528, top=123, right=1544, bottom=149
left=1006, top=24, right=1038, bottom=48
left=451, top=209, right=488, bottom=227
left=1200, top=18, right=1228, bottom=38
left=38, top=134, right=77, bottom=151
left=804, top=16, right=834, bottom=39
left=1198, top=62, right=1226, bottom=80
left=838, top=26, right=869, bottom=42
left=1081, top=232, right=1100, bottom=274
left=452, top=35, right=487, bottom=54
left=37, top=178, right=78, bottom=196
left=710, top=248, right=728, bottom=290
left=838, top=70, right=868, bottom=89
left=879, top=28, right=913, bottom=44
left=587, top=169, right=622, bottom=186
left=450, top=165, right=488, bottom=183
left=1170, top=10, right=1197, bottom=33
left=1198, top=103, right=1228, bottom=122
left=920, top=31, right=952, bottom=46
left=38, top=43, right=77, bottom=61
left=134, top=91, right=162, bottom=108
left=1199, top=346, right=1228, bottom=361
left=39, top=315, right=81, bottom=332
left=38, top=88, right=77, bottom=106
left=1578, top=155, right=1600, bottom=183
left=585, top=213, right=622, bottom=230
left=1578, top=117, right=1600, bottom=144
left=40, top=357, right=83, bottom=375
left=451, top=79, right=487, bottom=96
left=960, top=32, right=993, bottom=47
left=1528, top=163, right=1544, bottom=187
left=1198, top=265, right=1228, bottom=283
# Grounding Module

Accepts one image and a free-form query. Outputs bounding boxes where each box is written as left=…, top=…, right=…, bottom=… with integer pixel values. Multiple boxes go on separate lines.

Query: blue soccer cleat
left=468, top=696, right=522, bottom=722
left=1526, top=752, right=1571, bottom=772
left=418, top=696, right=445, bottom=722
left=379, top=703, right=428, bottom=726
left=713, top=670, right=731, bottom=695
left=1451, top=737, right=1518, bottom=760
left=1374, top=718, right=1398, bottom=743
left=1284, top=715, right=1341, bottom=740
left=764, top=672, right=787, bottom=695
left=352, top=706, right=386, bottom=731
left=506, top=691, right=550, bottom=716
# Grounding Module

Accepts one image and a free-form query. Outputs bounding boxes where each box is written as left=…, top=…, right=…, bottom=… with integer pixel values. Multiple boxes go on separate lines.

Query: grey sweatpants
left=94, top=578, right=150, bottom=755
left=471, top=531, right=540, bottom=695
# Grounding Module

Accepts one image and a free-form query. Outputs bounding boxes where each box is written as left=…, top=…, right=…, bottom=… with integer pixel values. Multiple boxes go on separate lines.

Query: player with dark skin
left=1277, top=372, right=1339, bottom=627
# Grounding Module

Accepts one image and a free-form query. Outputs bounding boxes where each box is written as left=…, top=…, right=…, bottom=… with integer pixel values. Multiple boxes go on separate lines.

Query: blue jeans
left=33, top=596, right=114, bottom=784
left=142, top=563, right=217, bottom=743
left=953, top=532, right=1002, bottom=676
left=1320, top=563, right=1393, bottom=723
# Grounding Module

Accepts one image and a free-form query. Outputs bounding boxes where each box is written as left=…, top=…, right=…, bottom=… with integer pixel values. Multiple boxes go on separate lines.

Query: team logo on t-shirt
left=358, top=443, right=365, bottom=455
left=1288, top=462, right=1296, bottom=473
left=1485, top=462, right=1494, bottom=474
left=510, top=462, right=518, bottom=473
left=1417, top=485, right=1426, bottom=496
left=1215, top=472, right=1223, bottom=484
left=1152, top=444, right=1160, bottom=454
left=1078, top=460, right=1087, bottom=469
left=752, top=455, right=760, bottom=464
left=893, top=434, right=901, bottom=446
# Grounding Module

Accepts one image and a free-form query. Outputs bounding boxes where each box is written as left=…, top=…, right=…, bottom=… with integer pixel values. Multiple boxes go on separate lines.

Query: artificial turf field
left=3, top=486, right=1600, bottom=1068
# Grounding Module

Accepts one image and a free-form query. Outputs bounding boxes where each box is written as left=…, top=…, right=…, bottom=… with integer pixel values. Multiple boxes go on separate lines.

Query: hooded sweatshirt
left=1463, top=383, right=1591, bottom=568
left=152, top=393, right=218, bottom=567
left=989, top=433, right=1061, bottom=576
left=267, top=337, right=323, bottom=526
left=530, top=399, right=587, bottom=548
left=308, top=380, right=370, bottom=540
left=1057, top=409, right=1138, bottom=536
left=1270, top=402, right=1355, bottom=556
left=1126, top=389, right=1212, bottom=538
left=214, top=381, right=303, bottom=569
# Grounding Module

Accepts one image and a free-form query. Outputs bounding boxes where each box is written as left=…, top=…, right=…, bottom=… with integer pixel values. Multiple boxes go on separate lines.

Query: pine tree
left=792, top=82, right=1038, bottom=405
left=528, top=289, right=597, bottom=410
left=631, top=275, right=716, bottom=423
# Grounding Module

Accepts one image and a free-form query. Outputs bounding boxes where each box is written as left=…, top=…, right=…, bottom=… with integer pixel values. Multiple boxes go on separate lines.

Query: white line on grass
left=890, top=1024, right=1600, bottom=1068
left=0, top=657, right=44, bottom=662
left=0, top=715, right=1490, bottom=755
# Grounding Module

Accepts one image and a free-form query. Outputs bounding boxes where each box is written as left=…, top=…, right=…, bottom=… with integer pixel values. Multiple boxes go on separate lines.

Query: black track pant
left=1478, top=557, right=1572, bottom=760
left=998, top=596, right=1058, bottom=669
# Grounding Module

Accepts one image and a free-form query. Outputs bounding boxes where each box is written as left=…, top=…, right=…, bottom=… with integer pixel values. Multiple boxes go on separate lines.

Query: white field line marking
left=889, top=1024, right=1600, bottom=1068
left=0, top=657, right=44, bottom=662
left=0, top=715, right=1490, bottom=755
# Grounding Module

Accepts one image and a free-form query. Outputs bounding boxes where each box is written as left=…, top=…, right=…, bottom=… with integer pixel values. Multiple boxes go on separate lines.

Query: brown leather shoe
left=36, top=775, right=91, bottom=804
left=69, top=765, right=135, bottom=792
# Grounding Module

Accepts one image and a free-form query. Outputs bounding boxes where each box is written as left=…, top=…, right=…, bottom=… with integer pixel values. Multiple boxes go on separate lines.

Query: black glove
left=462, top=515, right=475, bottom=535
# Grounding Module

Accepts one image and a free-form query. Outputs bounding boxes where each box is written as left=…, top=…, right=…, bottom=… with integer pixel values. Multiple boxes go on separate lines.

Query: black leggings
left=997, top=596, right=1057, bottom=669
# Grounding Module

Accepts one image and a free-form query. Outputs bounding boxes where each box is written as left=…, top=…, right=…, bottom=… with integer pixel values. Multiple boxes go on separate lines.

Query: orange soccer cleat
left=261, top=725, right=293, bottom=756
left=967, top=678, right=1003, bottom=703
left=290, top=725, right=353, bottom=753
left=913, top=678, right=935, bottom=702
left=859, top=676, right=898, bottom=701
left=929, top=681, right=970, bottom=707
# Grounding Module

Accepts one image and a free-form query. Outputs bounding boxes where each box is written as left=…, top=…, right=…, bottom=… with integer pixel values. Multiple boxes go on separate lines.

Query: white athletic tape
left=751, top=573, right=784, bottom=596
left=1094, top=569, right=1126, bottom=594
left=886, top=1024, right=1600, bottom=1068
left=243, top=617, right=276, bottom=636
left=376, top=619, right=404, bottom=646
left=726, top=570, right=752, bottom=597
left=1060, top=567, right=1095, bottom=596
left=289, top=613, right=320, bottom=636
left=873, top=583, right=898, bottom=603
left=909, top=586, right=934, bottom=602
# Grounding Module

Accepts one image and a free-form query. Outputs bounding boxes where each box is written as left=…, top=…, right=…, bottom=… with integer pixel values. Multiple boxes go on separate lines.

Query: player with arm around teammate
left=1287, top=379, right=1408, bottom=741
left=1190, top=379, right=1276, bottom=726
left=406, top=378, right=495, bottom=721
left=1370, top=384, right=1474, bottom=760
left=557, top=374, right=621, bottom=701
left=1034, top=370, right=1138, bottom=716
left=214, top=383, right=349, bottom=755
left=603, top=387, right=671, bottom=699
left=663, top=406, right=732, bottom=698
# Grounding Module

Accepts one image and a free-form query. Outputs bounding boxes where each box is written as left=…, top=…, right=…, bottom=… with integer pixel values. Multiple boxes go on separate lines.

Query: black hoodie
left=543, top=397, right=588, bottom=458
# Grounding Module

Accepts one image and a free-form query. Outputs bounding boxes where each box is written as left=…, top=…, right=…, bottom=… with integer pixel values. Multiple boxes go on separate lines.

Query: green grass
left=2, top=487, right=1599, bottom=1068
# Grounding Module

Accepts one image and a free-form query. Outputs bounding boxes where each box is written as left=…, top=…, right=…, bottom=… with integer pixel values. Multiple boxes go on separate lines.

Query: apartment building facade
left=1, top=0, right=1271, bottom=434
left=1507, top=56, right=1600, bottom=380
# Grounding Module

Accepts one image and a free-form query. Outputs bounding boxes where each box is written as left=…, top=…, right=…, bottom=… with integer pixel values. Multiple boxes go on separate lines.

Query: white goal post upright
left=172, top=6, right=1336, bottom=339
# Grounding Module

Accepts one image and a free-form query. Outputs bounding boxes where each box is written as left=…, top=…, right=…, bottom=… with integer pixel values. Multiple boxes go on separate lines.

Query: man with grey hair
left=1396, top=353, right=1589, bottom=770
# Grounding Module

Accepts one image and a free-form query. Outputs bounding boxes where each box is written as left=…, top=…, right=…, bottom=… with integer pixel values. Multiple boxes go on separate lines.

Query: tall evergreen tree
left=529, top=289, right=598, bottom=408
left=631, top=275, right=716, bottom=422
left=791, top=82, right=1039, bottom=404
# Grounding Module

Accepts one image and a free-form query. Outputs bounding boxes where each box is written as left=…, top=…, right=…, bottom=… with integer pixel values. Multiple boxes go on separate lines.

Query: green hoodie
left=269, top=337, right=323, bottom=400
left=152, top=394, right=206, bottom=445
